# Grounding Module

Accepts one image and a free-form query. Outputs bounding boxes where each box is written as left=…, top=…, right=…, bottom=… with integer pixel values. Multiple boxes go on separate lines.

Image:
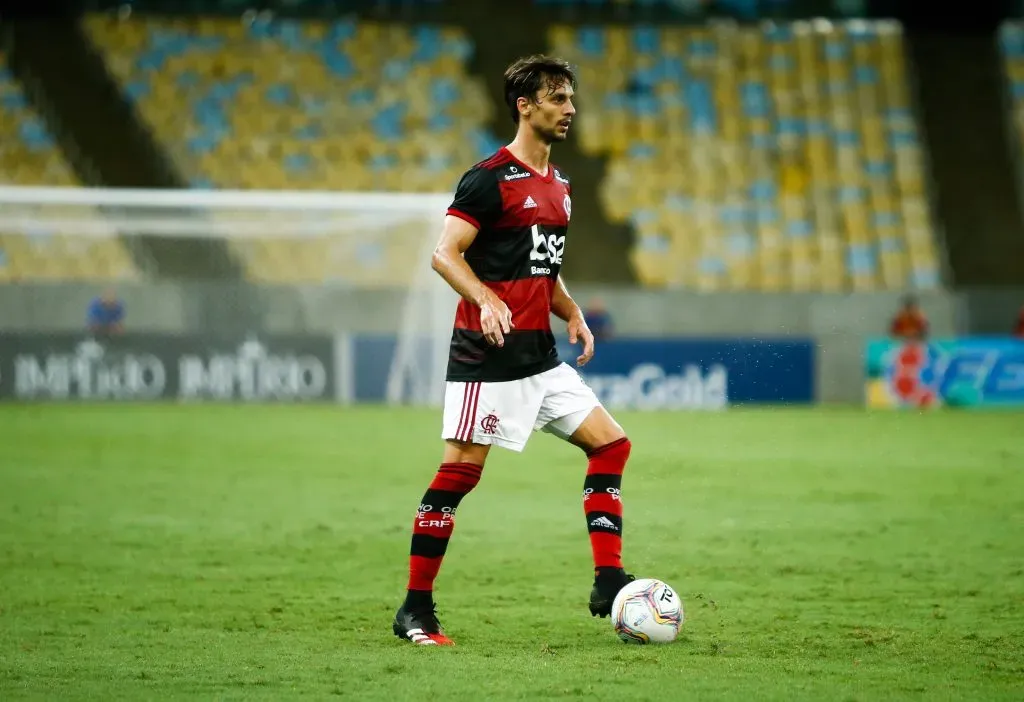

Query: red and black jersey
left=445, top=147, right=572, bottom=382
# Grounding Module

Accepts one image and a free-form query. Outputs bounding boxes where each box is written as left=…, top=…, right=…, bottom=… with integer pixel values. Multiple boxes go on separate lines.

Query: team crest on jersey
left=563, top=194, right=572, bottom=220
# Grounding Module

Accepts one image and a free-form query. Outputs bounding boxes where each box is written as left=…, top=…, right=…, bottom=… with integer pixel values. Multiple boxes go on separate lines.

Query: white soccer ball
left=611, top=578, right=684, bottom=644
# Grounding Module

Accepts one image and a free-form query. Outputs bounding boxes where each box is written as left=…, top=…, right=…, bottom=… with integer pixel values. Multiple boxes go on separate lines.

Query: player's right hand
left=478, top=291, right=513, bottom=348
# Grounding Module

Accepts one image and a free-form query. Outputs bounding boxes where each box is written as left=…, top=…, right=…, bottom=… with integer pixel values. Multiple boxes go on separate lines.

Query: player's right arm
left=434, top=165, right=513, bottom=348
left=432, top=214, right=513, bottom=349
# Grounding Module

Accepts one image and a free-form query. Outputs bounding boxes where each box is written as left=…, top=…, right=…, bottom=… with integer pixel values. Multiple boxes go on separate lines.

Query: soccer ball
left=611, top=578, right=684, bottom=644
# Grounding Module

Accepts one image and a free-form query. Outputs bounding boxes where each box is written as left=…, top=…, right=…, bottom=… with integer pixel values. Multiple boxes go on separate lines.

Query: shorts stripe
left=455, top=383, right=473, bottom=440
left=461, top=382, right=481, bottom=442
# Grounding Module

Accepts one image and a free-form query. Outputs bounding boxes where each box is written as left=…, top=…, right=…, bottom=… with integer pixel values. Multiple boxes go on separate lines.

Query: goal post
left=0, top=185, right=459, bottom=406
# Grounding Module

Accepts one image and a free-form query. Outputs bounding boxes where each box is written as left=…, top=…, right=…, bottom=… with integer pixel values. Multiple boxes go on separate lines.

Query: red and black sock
left=583, top=437, right=631, bottom=573
left=405, top=462, right=482, bottom=609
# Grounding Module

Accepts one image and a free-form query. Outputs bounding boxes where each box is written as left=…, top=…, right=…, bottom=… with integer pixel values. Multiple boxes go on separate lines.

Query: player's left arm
left=551, top=274, right=594, bottom=367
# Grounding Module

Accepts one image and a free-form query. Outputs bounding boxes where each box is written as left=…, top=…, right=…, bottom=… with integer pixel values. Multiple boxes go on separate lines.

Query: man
left=392, top=55, right=634, bottom=646
left=584, top=297, right=614, bottom=341
left=890, top=294, right=928, bottom=341
left=86, top=288, right=125, bottom=336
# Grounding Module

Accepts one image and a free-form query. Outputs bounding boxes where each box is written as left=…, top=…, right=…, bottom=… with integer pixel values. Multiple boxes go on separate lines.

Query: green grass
left=1, top=404, right=1022, bottom=700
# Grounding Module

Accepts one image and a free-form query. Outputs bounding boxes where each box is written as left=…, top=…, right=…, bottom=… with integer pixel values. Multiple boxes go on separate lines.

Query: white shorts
left=442, top=362, right=602, bottom=452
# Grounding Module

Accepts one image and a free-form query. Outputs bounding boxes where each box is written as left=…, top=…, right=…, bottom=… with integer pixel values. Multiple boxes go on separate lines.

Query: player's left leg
left=564, top=404, right=626, bottom=451
left=534, top=364, right=635, bottom=617
left=566, top=407, right=636, bottom=617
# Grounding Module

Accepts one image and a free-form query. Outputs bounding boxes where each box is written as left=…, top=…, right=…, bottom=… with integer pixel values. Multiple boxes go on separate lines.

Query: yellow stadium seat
left=879, top=249, right=907, bottom=288
left=82, top=13, right=506, bottom=282
left=0, top=49, right=139, bottom=281
left=851, top=270, right=877, bottom=292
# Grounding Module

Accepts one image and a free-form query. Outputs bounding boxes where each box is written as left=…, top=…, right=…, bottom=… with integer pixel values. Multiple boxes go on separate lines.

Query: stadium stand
left=83, top=13, right=503, bottom=284
left=0, top=51, right=139, bottom=282
left=532, top=0, right=870, bottom=21
left=550, top=19, right=941, bottom=291
left=84, top=14, right=500, bottom=193
left=1001, top=22, right=1024, bottom=170
left=534, top=0, right=779, bottom=18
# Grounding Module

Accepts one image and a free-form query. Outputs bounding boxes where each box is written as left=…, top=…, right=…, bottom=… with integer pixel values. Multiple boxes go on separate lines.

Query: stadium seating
left=0, top=51, right=139, bottom=282
left=85, top=13, right=503, bottom=284
left=1001, top=22, right=1024, bottom=178
left=550, top=19, right=940, bottom=291
left=533, top=0, right=869, bottom=21
left=534, top=0, right=785, bottom=19
left=85, top=14, right=500, bottom=193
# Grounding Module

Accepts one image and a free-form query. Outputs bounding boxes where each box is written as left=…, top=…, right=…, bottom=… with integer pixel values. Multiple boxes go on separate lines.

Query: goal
left=0, top=185, right=459, bottom=406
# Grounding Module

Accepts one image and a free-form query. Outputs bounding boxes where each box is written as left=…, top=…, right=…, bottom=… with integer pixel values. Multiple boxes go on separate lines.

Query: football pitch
left=1, top=404, right=1022, bottom=701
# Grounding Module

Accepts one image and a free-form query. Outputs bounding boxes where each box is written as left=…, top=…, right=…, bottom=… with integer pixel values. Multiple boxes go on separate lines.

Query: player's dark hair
left=503, top=55, right=577, bottom=125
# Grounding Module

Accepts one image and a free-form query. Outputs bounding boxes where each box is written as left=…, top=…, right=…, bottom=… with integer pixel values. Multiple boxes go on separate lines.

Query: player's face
left=526, top=80, right=575, bottom=143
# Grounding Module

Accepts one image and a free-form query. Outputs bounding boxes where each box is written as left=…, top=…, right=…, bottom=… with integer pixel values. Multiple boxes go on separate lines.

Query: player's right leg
left=393, top=377, right=539, bottom=645
left=393, top=439, right=489, bottom=646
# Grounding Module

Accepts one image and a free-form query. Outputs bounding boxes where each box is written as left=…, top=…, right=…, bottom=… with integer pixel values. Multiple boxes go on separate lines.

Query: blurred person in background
left=890, top=294, right=928, bottom=341
left=86, top=288, right=125, bottom=336
left=584, top=297, right=613, bottom=341
left=1014, top=304, right=1024, bottom=338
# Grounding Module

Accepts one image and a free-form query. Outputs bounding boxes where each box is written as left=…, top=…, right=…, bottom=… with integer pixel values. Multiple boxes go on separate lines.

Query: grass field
left=1, top=404, right=1022, bottom=700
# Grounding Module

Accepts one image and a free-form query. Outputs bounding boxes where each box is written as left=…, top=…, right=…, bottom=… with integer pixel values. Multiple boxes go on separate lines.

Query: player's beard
left=534, top=122, right=567, bottom=144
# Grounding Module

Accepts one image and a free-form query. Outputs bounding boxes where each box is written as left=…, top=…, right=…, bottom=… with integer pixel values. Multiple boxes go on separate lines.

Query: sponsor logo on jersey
left=504, top=164, right=531, bottom=181
left=523, top=195, right=537, bottom=209
left=555, top=169, right=570, bottom=185
left=530, top=225, right=565, bottom=265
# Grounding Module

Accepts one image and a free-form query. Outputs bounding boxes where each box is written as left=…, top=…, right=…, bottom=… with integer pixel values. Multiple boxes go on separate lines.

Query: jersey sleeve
left=447, top=166, right=502, bottom=231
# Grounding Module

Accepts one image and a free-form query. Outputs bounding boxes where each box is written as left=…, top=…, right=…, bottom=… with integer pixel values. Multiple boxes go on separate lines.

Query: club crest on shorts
left=480, top=413, right=499, bottom=435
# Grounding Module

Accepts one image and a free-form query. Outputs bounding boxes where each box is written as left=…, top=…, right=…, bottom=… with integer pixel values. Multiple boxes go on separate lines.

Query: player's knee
left=586, top=436, right=631, bottom=463
left=443, top=439, right=490, bottom=467
left=613, top=437, right=632, bottom=464
left=431, top=459, right=484, bottom=494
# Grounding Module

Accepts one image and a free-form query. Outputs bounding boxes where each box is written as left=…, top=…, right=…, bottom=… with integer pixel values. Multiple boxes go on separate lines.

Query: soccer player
left=392, top=55, right=635, bottom=646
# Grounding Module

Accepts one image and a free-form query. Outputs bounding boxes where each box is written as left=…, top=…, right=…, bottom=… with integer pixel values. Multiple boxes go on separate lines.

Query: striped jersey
left=444, top=147, right=572, bottom=382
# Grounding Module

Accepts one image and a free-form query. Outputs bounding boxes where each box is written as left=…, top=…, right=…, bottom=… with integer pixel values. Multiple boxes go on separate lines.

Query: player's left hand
left=567, top=314, right=594, bottom=367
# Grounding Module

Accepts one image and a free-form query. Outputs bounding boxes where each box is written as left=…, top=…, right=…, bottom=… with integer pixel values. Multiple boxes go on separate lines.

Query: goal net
left=0, top=185, right=459, bottom=406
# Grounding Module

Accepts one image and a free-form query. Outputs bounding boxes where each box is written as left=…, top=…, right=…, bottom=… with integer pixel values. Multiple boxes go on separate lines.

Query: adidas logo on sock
left=590, top=516, right=619, bottom=531
left=523, top=195, right=537, bottom=209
